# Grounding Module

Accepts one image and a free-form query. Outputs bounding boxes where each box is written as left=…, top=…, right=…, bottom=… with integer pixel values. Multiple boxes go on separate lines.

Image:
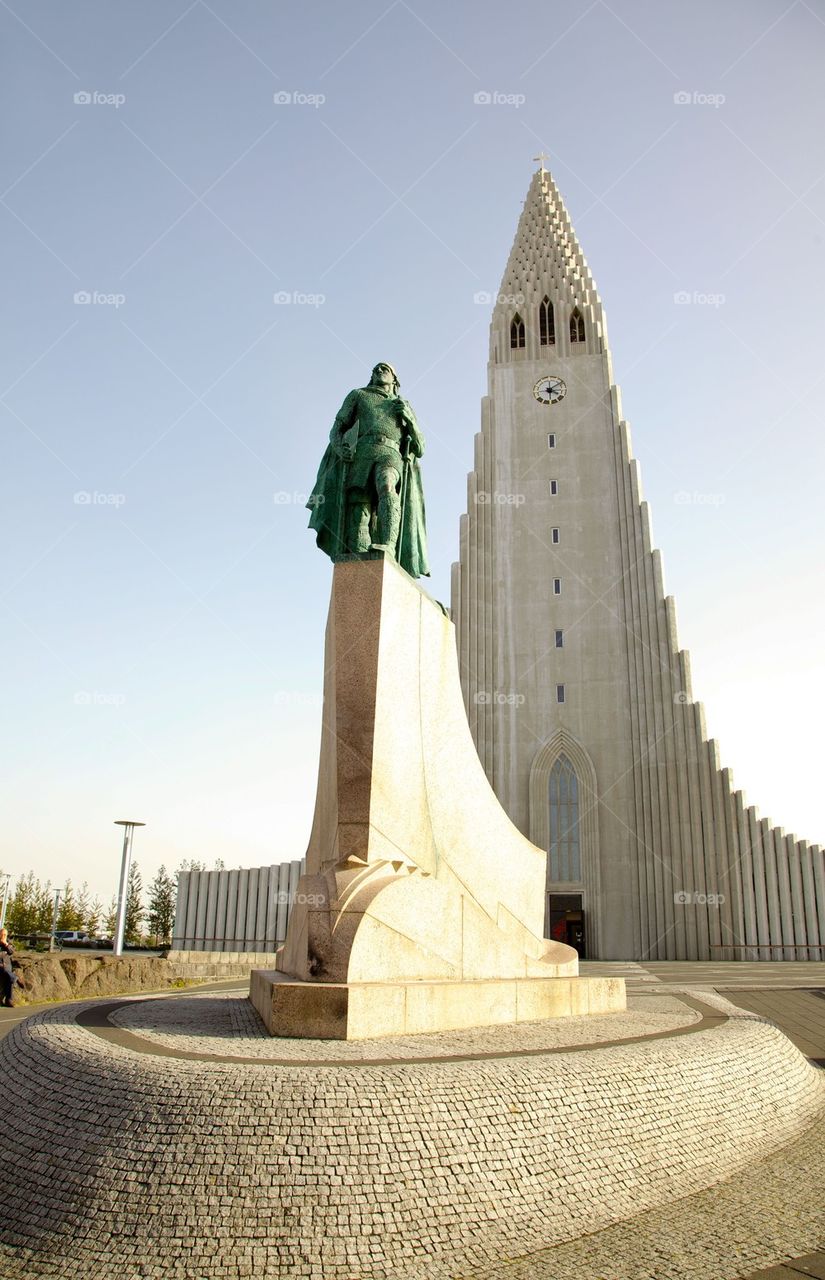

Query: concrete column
left=799, top=842, right=820, bottom=948
left=773, top=828, right=796, bottom=958
left=235, top=870, right=249, bottom=949
left=618, top=447, right=654, bottom=958
left=172, top=871, right=190, bottom=949
left=204, top=870, right=219, bottom=953
left=287, top=859, right=303, bottom=936
left=214, top=870, right=229, bottom=952
left=760, top=818, right=783, bottom=954
left=735, top=792, right=758, bottom=957
left=786, top=834, right=807, bottom=952
left=749, top=810, right=771, bottom=959
left=255, top=866, right=270, bottom=953
left=275, top=862, right=291, bottom=944
left=225, top=869, right=239, bottom=948
left=244, top=868, right=260, bottom=952
left=811, top=845, right=825, bottom=946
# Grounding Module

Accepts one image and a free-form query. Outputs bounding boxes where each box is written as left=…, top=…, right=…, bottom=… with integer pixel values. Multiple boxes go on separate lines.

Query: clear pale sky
left=2, top=0, right=823, bottom=903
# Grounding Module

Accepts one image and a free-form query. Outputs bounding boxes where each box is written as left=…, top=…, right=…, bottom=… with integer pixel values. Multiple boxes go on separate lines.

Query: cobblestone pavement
left=454, top=1107, right=825, bottom=1280
left=108, top=990, right=701, bottom=1059
left=0, top=989, right=822, bottom=1279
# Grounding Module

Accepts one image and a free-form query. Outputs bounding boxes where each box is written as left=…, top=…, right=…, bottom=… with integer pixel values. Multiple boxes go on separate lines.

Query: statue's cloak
left=307, top=438, right=429, bottom=580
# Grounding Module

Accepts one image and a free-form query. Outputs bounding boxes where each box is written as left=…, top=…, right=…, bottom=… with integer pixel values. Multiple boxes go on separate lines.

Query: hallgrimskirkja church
left=451, top=163, right=824, bottom=962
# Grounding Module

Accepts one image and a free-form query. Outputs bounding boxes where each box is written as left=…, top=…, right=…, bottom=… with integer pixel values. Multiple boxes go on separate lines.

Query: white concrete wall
left=171, top=859, right=305, bottom=952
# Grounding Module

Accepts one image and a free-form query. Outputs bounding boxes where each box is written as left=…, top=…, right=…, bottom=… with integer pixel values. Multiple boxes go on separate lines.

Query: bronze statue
left=307, top=362, right=429, bottom=578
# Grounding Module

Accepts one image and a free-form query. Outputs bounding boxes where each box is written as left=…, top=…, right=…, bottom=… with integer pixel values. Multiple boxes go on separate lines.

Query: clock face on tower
left=533, top=375, right=567, bottom=405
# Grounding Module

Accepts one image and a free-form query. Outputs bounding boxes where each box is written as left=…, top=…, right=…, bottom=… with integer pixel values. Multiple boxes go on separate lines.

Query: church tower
left=452, top=163, right=824, bottom=961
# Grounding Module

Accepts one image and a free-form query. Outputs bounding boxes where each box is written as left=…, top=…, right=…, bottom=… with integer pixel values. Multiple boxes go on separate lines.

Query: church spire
left=491, top=164, right=607, bottom=363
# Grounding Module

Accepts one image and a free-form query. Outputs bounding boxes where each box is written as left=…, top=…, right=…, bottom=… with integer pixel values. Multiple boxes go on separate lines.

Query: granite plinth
left=263, top=556, right=615, bottom=1037
left=250, top=970, right=625, bottom=1039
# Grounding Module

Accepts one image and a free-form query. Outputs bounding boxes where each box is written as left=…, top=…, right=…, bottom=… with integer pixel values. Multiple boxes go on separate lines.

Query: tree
left=103, top=897, right=118, bottom=938
left=175, top=859, right=205, bottom=876
left=56, top=880, right=84, bottom=931
left=85, top=895, right=102, bottom=937
left=6, top=872, right=53, bottom=937
left=146, top=865, right=175, bottom=946
left=123, top=860, right=144, bottom=944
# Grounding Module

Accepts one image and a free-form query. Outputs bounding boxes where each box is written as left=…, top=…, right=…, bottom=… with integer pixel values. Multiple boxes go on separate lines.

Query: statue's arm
left=329, top=390, right=359, bottom=453
left=398, top=400, right=424, bottom=458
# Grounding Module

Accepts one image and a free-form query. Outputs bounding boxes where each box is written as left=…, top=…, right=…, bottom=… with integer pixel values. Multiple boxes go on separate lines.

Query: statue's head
left=369, top=362, right=399, bottom=393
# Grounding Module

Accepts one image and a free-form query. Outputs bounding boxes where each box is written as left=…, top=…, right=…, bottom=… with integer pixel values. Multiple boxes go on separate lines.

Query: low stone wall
left=8, top=951, right=275, bottom=1004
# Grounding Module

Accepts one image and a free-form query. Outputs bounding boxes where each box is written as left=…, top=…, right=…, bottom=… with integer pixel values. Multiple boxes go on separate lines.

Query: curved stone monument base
left=250, top=970, right=625, bottom=1039
left=1, top=993, right=823, bottom=1279
left=263, top=556, right=624, bottom=1037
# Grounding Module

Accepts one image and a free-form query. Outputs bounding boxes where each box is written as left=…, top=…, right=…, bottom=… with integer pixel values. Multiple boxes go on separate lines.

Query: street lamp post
left=113, top=820, right=146, bottom=957
left=49, top=889, right=61, bottom=951
left=0, top=873, right=12, bottom=930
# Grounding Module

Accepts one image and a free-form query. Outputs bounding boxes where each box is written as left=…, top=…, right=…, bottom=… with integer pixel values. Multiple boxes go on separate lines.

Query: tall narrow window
left=555, top=629, right=563, bottom=648
left=553, top=578, right=561, bottom=595
left=551, top=527, right=560, bottom=544
left=510, top=313, right=525, bottom=349
left=539, top=296, right=555, bottom=346
left=549, top=480, right=558, bottom=495
left=570, top=307, right=585, bottom=344
left=556, top=684, right=565, bottom=704
left=548, top=754, right=580, bottom=880
left=547, top=433, right=556, bottom=449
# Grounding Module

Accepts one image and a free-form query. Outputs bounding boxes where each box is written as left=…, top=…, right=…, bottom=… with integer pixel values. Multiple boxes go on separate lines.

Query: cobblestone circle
left=108, top=990, right=701, bottom=1059
left=0, top=992, right=822, bottom=1279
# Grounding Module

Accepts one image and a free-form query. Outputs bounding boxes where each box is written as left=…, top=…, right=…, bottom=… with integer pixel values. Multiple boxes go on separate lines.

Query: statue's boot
left=347, top=501, right=372, bottom=554
left=372, top=493, right=401, bottom=556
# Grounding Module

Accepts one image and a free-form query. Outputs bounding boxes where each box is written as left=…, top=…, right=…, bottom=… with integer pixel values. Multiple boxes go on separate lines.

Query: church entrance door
left=546, top=893, right=586, bottom=957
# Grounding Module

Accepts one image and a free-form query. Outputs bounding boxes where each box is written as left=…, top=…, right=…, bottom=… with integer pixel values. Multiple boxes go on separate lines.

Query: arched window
left=548, top=754, right=581, bottom=881
left=569, top=307, right=585, bottom=345
left=539, top=296, right=555, bottom=346
left=510, top=313, right=525, bottom=349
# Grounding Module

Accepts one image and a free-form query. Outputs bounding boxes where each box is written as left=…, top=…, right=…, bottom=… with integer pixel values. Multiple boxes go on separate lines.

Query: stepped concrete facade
left=452, top=166, right=824, bottom=962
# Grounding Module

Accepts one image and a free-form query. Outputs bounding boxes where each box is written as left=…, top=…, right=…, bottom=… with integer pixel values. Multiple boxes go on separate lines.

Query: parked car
left=53, top=930, right=92, bottom=945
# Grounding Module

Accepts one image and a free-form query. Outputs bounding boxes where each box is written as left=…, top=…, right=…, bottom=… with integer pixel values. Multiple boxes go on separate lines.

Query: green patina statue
left=307, top=362, right=430, bottom=578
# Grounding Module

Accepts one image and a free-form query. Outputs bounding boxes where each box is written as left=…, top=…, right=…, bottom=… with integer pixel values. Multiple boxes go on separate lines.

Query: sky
left=1, top=0, right=824, bottom=905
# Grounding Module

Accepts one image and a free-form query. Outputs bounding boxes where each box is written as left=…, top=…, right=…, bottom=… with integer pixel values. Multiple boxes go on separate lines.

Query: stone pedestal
left=251, top=555, right=624, bottom=1037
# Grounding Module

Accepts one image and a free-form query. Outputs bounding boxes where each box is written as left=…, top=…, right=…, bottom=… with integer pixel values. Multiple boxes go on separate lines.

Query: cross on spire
left=533, top=151, right=548, bottom=174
